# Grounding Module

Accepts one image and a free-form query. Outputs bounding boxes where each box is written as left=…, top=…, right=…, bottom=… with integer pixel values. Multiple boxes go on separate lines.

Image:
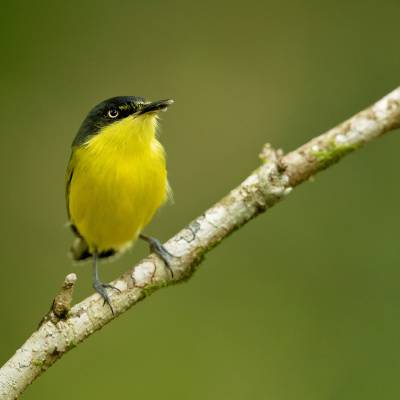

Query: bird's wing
left=65, top=153, right=75, bottom=221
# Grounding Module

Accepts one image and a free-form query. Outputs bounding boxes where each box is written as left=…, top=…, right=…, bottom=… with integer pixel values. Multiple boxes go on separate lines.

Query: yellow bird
left=66, top=96, right=174, bottom=313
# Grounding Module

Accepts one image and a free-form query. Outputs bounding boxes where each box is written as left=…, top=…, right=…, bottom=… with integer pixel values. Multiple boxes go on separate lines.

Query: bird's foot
left=93, top=281, right=121, bottom=315
left=139, top=234, right=175, bottom=278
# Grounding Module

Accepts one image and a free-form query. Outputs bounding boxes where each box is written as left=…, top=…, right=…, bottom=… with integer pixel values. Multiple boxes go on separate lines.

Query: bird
left=66, top=96, right=174, bottom=313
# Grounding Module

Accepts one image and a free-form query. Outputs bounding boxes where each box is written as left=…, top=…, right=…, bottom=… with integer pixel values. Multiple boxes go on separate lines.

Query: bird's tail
left=69, top=237, right=116, bottom=261
left=70, top=237, right=91, bottom=261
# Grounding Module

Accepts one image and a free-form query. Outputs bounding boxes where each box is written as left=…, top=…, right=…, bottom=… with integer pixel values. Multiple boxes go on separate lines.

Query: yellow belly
left=68, top=119, right=168, bottom=252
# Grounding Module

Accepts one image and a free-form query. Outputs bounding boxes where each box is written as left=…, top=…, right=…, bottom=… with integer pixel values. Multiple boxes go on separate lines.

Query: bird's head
left=73, top=96, right=174, bottom=147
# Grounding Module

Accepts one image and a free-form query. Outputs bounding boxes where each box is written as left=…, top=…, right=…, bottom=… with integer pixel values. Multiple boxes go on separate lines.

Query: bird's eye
left=107, top=109, right=119, bottom=119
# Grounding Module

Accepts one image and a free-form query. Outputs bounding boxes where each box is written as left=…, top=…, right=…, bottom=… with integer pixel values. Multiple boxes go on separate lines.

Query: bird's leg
left=92, top=250, right=120, bottom=315
left=139, top=234, right=174, bottom=278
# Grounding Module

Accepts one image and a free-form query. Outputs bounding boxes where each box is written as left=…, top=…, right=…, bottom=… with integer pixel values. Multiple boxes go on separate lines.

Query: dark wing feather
left=65, top=153, right=75, bottom=221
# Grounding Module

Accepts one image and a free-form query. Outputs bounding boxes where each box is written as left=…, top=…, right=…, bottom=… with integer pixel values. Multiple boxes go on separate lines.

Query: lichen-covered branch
left=1, top=87, right=399, bottom=400
left=283, top=89, right=400, bottom=186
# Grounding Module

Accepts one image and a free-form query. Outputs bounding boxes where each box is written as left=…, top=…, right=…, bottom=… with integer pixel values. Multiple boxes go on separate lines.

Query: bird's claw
left=139, top=234, right=175, bottom=278
left=93, top=282, right=119, bottom=315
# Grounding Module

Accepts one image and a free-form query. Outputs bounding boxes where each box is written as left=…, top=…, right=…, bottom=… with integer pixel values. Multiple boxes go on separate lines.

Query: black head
left=72, top=96, right=146, bottom=147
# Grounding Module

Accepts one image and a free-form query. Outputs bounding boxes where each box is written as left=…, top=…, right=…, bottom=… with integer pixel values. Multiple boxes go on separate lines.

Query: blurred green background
left=1, top=0, right=400, bottom=398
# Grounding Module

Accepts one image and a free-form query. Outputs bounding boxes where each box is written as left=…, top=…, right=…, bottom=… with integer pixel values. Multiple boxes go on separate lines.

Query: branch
left=40, top=273, right=77, bottom=325
left=1, top=87, right=399, bottom=399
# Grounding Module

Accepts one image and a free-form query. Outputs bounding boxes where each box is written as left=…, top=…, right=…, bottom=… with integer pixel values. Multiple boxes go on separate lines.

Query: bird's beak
left=137, top=99, right=174, bottom=115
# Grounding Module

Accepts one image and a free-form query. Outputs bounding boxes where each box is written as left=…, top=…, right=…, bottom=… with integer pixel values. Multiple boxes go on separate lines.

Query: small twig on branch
left=40, top=273, right=77, bottom=326
left=0, top=87, right=399, bottom=399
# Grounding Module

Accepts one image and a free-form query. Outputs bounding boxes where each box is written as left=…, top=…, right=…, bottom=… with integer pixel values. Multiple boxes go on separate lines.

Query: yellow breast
left=68, top=114, right=168, bottom=253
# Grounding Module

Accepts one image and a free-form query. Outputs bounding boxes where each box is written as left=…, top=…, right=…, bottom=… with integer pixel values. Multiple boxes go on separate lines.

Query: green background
left=1, top=1, right=400, bottom=398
